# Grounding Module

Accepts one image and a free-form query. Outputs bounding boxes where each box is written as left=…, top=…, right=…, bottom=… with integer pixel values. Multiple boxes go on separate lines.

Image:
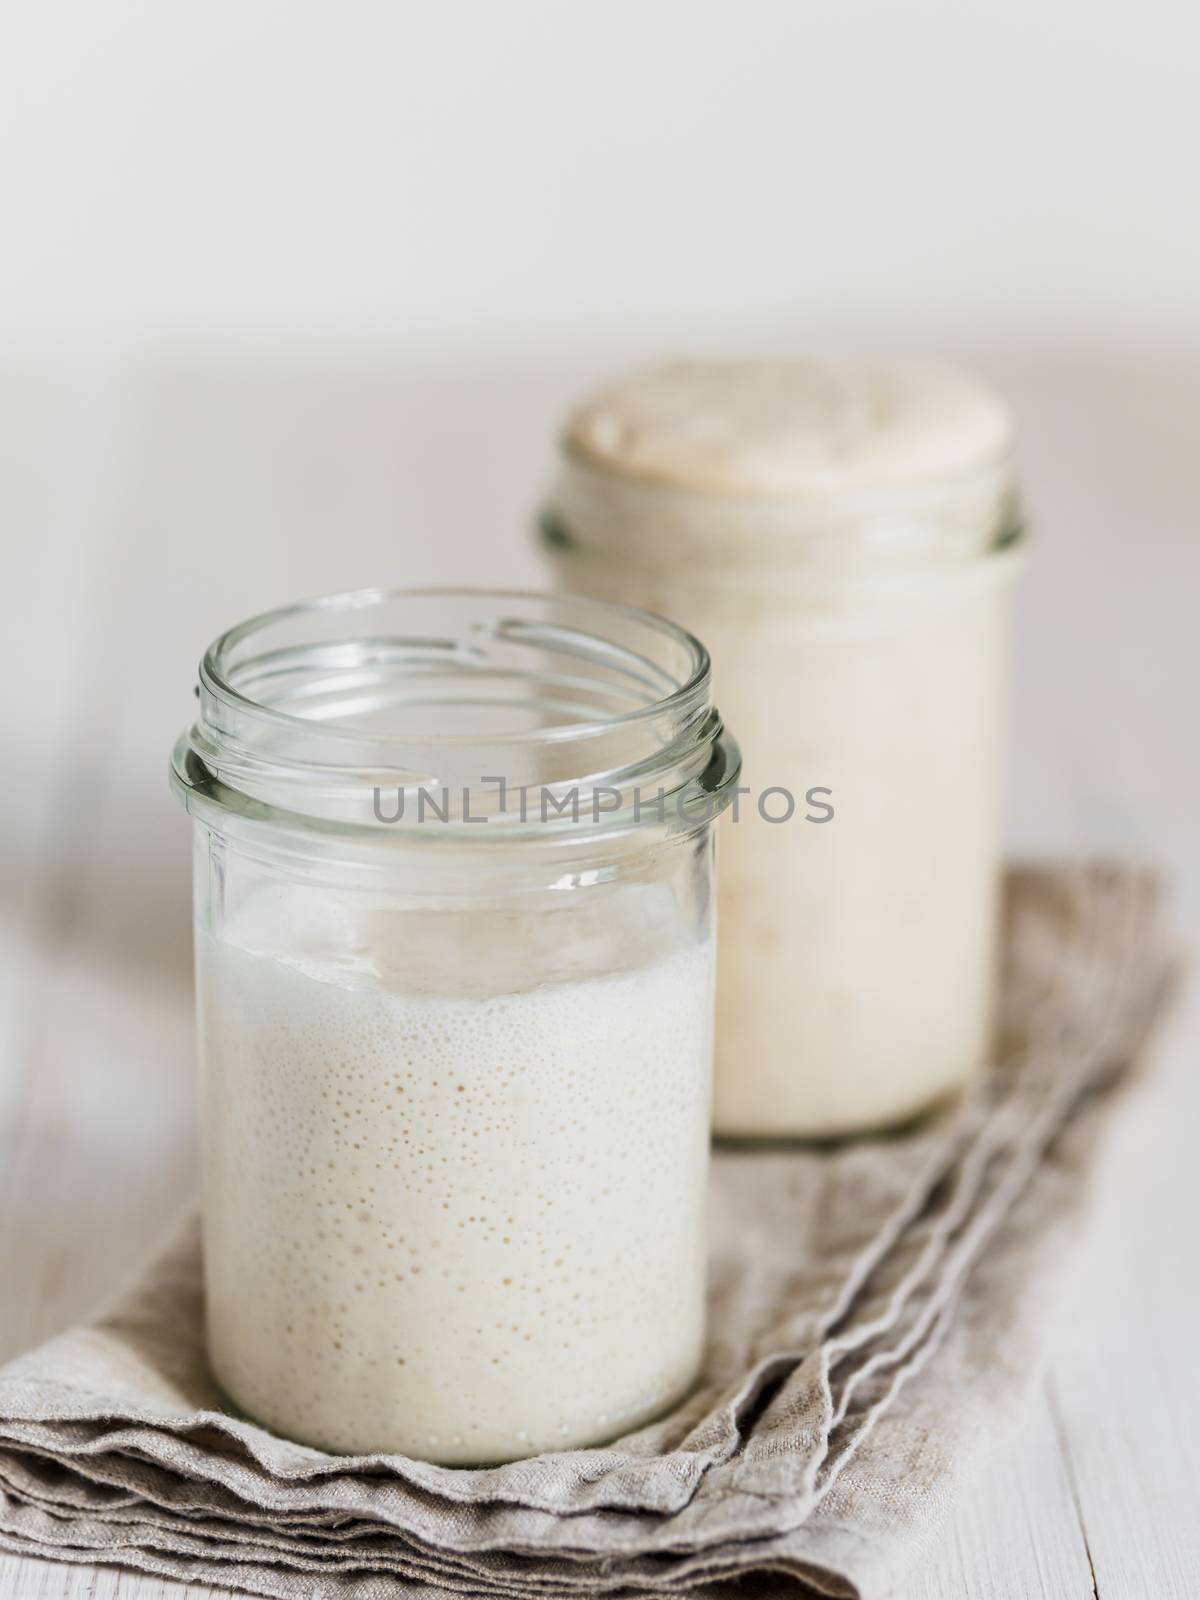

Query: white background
left=2, top=1, right=1198, bottom=345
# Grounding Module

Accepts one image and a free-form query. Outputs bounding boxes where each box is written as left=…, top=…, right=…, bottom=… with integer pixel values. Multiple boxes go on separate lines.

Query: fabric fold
left=0, top=863, right=1178, bottom=1599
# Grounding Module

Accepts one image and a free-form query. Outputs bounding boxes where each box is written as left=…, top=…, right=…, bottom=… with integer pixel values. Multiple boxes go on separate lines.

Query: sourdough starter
left=197, top=888, right=712, bottom=1461
left=550, top=359, right=1020, bottom=1137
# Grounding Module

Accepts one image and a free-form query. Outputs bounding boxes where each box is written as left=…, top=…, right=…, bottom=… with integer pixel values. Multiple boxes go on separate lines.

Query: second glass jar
left=543, top=359, right=1025, bottom=1139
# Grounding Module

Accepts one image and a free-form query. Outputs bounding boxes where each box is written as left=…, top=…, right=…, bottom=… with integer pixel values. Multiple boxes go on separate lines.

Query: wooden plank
left=1042, top=988, right=1200, bottom=1600
left=0, top=363, right=130, bottom=1179
left=0, top=366, right=194, bottom=1365
left=901, top=1383, right=1096, bottom=1600
left=0, top=1556, right=230, bottom=1599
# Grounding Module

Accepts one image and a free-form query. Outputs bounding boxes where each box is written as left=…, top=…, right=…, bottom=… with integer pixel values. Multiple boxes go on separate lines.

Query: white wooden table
left=1, top=347, right=1197, bottom=1598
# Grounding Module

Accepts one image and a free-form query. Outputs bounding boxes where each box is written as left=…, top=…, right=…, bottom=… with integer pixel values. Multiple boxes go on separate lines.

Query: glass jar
left=170, top=588, right=740, bottom=1464
left=542, top=360, right=1025, bottom=1140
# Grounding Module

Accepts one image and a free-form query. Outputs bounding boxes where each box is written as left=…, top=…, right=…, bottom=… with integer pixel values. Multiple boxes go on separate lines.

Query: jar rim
left=172, top=586, right=741, bottom=852
left=559, top=432, right=1015, bottom=505
left=200, top=584, right=712, bottom=749
left=550, top=446, right=1022, bottom=574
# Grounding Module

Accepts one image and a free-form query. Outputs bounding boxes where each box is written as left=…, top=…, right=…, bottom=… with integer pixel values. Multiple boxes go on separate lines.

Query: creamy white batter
left=565, top=358, right=1011, bottom=499
left=196, top=887, right=713, bottom=1461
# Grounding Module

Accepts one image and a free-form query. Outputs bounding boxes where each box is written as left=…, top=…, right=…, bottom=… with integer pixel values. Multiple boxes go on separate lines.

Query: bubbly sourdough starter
left=565, top=358, right=1011, bottom=499
left=197, top=888, right=712, bottom=1462
left=554, top=360, right=1017, bottom=1137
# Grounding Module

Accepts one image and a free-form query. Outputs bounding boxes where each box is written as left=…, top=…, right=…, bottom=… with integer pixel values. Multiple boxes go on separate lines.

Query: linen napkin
left=0, top=863, right=1178, bottom=1599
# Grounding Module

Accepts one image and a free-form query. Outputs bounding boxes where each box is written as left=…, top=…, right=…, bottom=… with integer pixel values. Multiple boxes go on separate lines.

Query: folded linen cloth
left=0, top=863, right=1179, bottom=1600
